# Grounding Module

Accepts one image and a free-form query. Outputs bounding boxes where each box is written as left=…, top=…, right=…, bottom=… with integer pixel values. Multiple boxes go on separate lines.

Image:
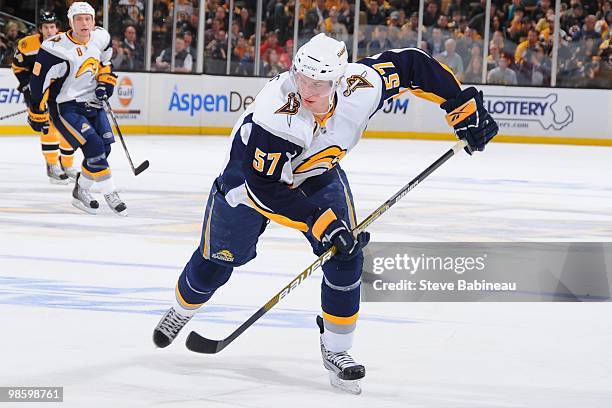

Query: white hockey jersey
left=219, top=48, right=463, bottom=232
left=30, top=28, right=112, bottom=105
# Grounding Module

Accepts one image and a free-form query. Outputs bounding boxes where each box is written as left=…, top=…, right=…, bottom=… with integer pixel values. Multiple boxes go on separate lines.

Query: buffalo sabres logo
left=212, top=249, right=235, bottom=262
left=343, top=73, right=373, bottom=97
left=75, top=57, right=100, bottom=79
left=294, top=145, right=347, bottom=174
left=275, top=92, right=300, bottom=115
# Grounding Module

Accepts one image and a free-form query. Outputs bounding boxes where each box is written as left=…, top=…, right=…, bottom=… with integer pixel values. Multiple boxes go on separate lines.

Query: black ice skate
left=71, top=173, right=99, bottom=214
left=153, top=307, right=193, bottom=348
left=104, top=191, right=127, bottom=216
left=316, top=315, right=365, bottom=395
left=46, top=163, right=69, bottom=185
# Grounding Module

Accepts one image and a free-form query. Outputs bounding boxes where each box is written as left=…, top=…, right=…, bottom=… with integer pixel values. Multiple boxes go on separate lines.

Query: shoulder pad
left=252, top=74, right=313, bottom=149
left=92, top=27, right=111, bottom=47
left=41, top=34, right=70, bottom=60
left=340, top=63, right=380, bottom=99
left=17, top=34, right=42, bottom=56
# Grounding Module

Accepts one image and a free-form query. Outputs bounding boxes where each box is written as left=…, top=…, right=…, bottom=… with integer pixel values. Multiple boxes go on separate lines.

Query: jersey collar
left=314, top=93, right=338, bottom=128
left=67, top=30, right=89, bottom=46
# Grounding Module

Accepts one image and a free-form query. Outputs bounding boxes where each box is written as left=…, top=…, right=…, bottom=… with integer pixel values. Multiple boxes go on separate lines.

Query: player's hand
left=95, top=82, right=109, bottom=101
left=27, top=106, right=49, bottom=133
left=96, top=72, right=117, bottom=101
left=19, top=84, right=32, bottom=108
left=313, top=209, right=370, bottom=260
left=441, top=86, right=498, bottom=155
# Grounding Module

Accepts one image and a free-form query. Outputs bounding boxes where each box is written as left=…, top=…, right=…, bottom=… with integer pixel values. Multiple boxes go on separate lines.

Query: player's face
left=295, top=72, right=333, bottom=114
left=40, top=23, right=58, bottom=40
left=72, top=14, right=94, bottom=39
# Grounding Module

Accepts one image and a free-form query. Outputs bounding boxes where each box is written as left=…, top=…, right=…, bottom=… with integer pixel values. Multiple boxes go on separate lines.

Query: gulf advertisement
left=0, top=68, right=147, bottom=132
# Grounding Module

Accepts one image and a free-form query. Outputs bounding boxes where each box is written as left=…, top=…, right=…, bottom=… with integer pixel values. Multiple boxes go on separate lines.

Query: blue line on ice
left=0, top=254, right=300, bottom=278
left=0, top=276, right=422, bottom=328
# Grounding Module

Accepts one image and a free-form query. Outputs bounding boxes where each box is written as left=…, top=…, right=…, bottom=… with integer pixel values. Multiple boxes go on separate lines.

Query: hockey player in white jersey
left=28, top=2, right=126, bottom=216
left=154, top=34, right=498, bottom=393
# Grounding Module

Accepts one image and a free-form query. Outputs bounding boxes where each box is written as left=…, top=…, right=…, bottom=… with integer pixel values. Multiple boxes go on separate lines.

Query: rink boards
left=1, top=68, right=611, bottom=145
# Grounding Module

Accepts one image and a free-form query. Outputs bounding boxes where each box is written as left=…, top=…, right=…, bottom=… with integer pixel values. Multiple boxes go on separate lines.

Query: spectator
left=238, top=7, right=255, bottom=38
left=152, top=0, right=170, bottom=34
left=470, top=44, right=482, bottom=66
left=506, top=7, right=526, bottom=43
left=205, top=19, right=223, bottom=44
left=156, top=35, right=193, bottom=73
left=491, top=30, right=507, bottom=54
left=446, top=0, right=470, bottom=18
left=206, top=29, right=228, bottom=74
left=117, top=0, right=145, bottom=28
left=175, top=0, right=195, bottom=23
left=111, top=35, right=128, bottom=69
left=0, top=21, right=20, bottom=65
left=427, top=27, right=447, bottom=57
left=183, top=30, right=194, bottom=55
left=260, top=31, right=284, bottom=56
left=233, top=35, right=253, bottom=75
left=508, top=0, right=524, bottom=21
left=488, top=53, right=518, bottom=84
left=423, top=2, right=440, bottom=27
left=573, top=14, right=601, bottom=42
left=470, top=2, right=498, bottom=36
left=518, top=44, right=551, bottom=85
left=388, top=10, right=404, bottom=28
left=515, top=28, right=540, bottom=64
left=210, top=5, right=227, bottom=30
left=438, top=38, right=464, bottom=77
left=367, top=26, right=393, bottom=55
left=419, top=40, right=430, bottom=53
left=487, top=41, right=502, bottom=70
left=463, top=55, right=483, bottom=83
left=456, top=27, right=478, bottom=62
left=279, top=39, right=294, bottom=70
left=337, top=0, right=354, bottom=32
left=120, top=24, right=144, bottom=70
left=395, top=22, right=418, bottom=49
left=320, top=6, right=349, bottom=42
left=533, top=0, right=553, bottom=21
left=574, top=36, right=598, bottom=64
left=562, top=2, right=586, bottom=32
left=366, top=1, right=386, bottom=26
left=264, top=49, right=284, bottom=77
left=436, top=14, right=450, bottom=32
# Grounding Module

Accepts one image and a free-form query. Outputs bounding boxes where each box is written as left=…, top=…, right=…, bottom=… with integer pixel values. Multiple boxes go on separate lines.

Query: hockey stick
left=185, top=139, right=468, bottom=354
left=103, top=99, right=149, bottom=176
left=0, top=109, right=27, bottom=121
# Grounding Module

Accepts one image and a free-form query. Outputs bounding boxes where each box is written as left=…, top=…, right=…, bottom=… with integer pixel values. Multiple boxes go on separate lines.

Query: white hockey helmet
left=67, top=2, right=96, bottom=25
left=292, top=33, right=348, bottom=83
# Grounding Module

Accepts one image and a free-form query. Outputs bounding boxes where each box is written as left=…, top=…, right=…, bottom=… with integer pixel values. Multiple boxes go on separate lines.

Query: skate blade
left=71, top=199, right=98, bottom=215
left=49, top=177, right=70, bottom=185
left=329, top=372, right=362, bottom=395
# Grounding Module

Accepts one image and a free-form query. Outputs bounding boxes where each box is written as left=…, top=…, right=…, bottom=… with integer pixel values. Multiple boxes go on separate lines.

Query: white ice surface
left=1, top=136, right=611, bottom=408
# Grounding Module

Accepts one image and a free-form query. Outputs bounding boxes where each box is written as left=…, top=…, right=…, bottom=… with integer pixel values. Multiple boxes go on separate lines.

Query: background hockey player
left=28, top=2, right=127, bottom=216
left=153, top=34, right=498, bottom=393
left=11, top=10, right=77, bottom=184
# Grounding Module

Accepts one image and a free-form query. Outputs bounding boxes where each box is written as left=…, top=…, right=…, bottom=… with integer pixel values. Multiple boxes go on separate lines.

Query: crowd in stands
left=0, top=0, right=610, bottom=88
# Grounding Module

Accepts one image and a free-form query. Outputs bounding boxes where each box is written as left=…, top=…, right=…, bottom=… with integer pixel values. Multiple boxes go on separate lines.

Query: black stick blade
left=185, top=331, right=224, bottom=354
left=134, top=160, right=150, bottom=176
